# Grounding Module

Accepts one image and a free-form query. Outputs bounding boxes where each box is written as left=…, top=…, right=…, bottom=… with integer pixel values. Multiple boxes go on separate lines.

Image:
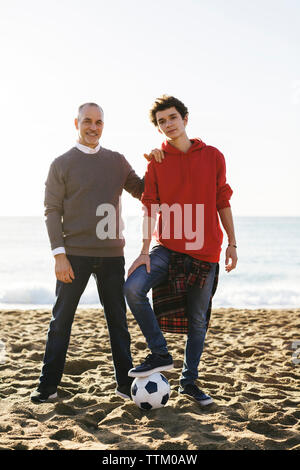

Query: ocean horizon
left=0, top=215, right=299, bottom=310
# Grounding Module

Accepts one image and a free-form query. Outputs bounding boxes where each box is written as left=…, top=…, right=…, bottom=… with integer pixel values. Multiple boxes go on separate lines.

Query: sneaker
left=128, top=353, right=173, bottom=378
left=178, top=384, right=213, bottom=406
left=30, top=388, right=58, bottom=404
left=115, top=384, right=132, bottom=400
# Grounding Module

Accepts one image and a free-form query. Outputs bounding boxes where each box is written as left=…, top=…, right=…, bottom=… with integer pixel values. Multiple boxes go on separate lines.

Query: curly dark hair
left=149, top=95, right=188, bottom=127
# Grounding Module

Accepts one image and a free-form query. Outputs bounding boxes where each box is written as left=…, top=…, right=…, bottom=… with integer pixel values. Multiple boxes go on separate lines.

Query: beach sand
left=0, top=307, right=299, bottom=451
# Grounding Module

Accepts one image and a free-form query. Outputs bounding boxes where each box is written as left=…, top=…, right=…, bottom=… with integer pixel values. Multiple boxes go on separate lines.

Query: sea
left=0, top=216, right=299, bottom=310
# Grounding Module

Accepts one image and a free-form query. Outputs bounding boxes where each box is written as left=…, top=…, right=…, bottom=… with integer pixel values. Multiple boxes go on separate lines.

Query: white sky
left=0, top=0, right=299, bottom=217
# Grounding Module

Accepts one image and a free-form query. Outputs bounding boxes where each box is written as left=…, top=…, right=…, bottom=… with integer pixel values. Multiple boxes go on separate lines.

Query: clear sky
left=0, top=0, right=299, bottom=217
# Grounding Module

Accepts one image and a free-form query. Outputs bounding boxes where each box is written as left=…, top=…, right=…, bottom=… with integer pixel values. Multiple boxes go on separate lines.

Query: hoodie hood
left=162, top=138, right=206, bottom=154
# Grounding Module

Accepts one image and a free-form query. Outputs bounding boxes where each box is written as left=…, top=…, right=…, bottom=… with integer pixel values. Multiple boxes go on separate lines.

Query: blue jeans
left=124, top=246, right=217, bottom=386
left=39, top=255, right=133, bottom=392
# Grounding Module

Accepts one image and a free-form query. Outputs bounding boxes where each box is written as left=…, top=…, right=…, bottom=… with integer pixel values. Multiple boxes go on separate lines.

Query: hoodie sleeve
left=141, top=161, right=160, bottom=219
left=216, top=151, right=233, bottom=210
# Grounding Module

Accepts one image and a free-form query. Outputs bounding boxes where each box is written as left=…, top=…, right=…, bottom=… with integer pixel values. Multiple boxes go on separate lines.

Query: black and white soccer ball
left=131, top=372, right=170, bottom=410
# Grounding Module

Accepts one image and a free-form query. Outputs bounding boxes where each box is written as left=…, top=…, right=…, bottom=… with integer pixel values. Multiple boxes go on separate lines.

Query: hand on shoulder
left=144, top=149, right=165, bottom=163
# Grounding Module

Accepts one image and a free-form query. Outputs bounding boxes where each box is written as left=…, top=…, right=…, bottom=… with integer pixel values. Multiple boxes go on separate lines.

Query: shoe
left=30, top=388, right=58, bottom=404
left=178, top=384, right=213, bottom=406
left=128, top=353, right=173, bottom=378
left=115, top=384, right=132, bottom=400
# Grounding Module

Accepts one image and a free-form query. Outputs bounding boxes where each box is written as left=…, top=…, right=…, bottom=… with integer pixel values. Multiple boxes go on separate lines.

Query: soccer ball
left=131, top=372, right=170, bottom=410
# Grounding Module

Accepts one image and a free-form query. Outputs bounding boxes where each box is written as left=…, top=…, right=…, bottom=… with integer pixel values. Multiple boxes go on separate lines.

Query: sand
left=0, top=307, right=299, bottom=451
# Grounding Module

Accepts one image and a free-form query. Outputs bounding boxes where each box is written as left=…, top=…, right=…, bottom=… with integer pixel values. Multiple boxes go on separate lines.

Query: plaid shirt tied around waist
left=152, top=251, right=219, bottom=334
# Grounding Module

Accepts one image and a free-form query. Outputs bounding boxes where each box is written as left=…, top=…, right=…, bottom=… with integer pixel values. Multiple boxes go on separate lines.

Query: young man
left=31, top=102, right=160, bottom=404
left=124, top=95, right=237, bottom=406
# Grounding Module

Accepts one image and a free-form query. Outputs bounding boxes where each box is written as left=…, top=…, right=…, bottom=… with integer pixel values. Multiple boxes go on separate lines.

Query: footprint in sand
left=135, top=341, right=147, bottom=350
left=49, top=429, right=75, bottom=441
left=63, top=359, right=99, bottom=375
left=246, top=420, right=286, bottom=439
left=54, top=403, right=77, bottom=416
left=67, top=395, right=98, bottom=408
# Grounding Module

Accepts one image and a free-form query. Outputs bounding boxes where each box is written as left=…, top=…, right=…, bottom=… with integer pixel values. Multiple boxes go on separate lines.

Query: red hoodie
left=141, top=138, right=233, bottom=263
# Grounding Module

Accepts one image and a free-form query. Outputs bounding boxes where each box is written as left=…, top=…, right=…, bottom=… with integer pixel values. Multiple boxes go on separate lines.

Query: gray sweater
left=44, top=146, right=144, bottom=257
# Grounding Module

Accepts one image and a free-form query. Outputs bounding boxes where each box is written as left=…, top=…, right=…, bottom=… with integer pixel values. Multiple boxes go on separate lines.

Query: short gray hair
left=78, top=102, right=104, bottom=120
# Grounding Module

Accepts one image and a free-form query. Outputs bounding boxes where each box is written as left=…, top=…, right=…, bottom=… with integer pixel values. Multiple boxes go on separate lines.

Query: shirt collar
left=75, top=141, right=101, bottom=154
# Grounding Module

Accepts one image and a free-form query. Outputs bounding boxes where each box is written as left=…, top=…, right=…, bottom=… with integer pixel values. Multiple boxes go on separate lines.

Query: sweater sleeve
left=121, top=155, right=145, bottom=200
left=216, top=151, right=233, bottom=211
left=44, top=160, right=65, bottom=250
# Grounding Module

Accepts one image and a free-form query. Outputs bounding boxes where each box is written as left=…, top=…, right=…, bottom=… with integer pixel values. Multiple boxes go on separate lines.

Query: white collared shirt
left=75, top=141, right=101, bottom=154
left=52, top=142, right=101, bottom=256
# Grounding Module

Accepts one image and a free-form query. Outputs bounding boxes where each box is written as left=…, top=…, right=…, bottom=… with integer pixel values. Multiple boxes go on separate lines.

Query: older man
left=31, top=102, right=149, bottom=403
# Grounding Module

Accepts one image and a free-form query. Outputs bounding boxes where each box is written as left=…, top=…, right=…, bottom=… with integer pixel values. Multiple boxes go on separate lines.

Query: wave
left=0, top=283, right=99, bottom=306
left=213, top=283, right=300, bottom=308
left=0, top=282, right=299, bottom=309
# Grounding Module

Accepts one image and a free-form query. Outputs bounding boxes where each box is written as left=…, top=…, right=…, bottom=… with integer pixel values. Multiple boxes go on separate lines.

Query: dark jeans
left=39, top=255, right=133, bottom=392
left=124, top=245, right=217, bottom=387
